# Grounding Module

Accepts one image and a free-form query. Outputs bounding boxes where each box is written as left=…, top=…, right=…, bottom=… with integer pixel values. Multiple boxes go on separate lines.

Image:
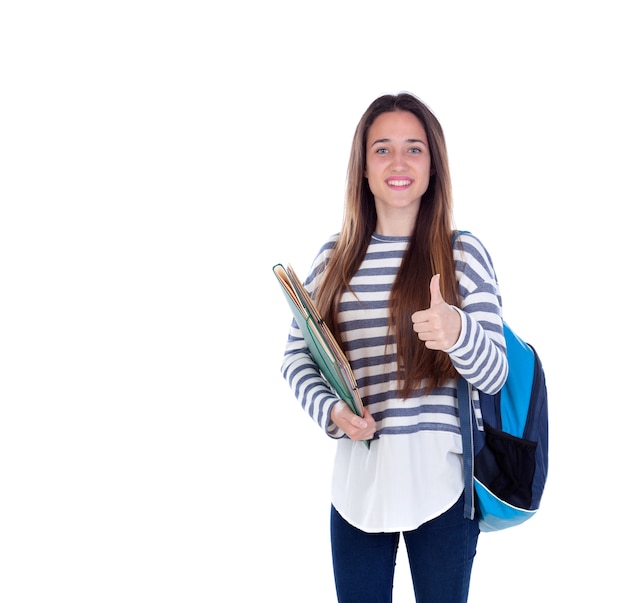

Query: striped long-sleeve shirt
left=281, top=231, right=507, bottom=532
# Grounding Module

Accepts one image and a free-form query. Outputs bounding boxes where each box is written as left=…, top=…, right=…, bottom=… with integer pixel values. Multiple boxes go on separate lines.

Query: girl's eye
left=375, top=148, right=388, bottom=154
left=409, top=147, right=421, bottom=154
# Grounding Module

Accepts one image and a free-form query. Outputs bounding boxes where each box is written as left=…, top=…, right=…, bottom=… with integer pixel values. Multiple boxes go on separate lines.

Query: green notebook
left=273, top=263, right=365, bottom=422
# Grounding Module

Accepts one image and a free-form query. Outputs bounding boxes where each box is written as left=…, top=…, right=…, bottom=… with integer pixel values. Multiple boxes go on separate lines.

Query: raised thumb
left=430, top=274, right=444, bottom=307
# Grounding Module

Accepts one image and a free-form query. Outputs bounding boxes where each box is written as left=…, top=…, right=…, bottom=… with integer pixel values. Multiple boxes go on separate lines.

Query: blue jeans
left=330, top=495, right=479, bottom=603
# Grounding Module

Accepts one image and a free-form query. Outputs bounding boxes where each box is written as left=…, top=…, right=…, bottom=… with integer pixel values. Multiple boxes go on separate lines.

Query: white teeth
left=388, top=179, right=411, bottom=186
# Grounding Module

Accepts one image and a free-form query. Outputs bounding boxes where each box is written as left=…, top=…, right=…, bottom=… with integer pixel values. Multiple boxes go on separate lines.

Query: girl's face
left=364, top=110, right=431, bottom=226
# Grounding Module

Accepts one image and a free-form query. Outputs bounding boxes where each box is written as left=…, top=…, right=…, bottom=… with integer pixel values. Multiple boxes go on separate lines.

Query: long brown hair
left=316, top=92, right=460, bottom=397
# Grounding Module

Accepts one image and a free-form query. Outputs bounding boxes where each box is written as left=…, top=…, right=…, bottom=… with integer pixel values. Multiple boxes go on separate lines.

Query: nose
left=390, top=152, right=408, bottom=171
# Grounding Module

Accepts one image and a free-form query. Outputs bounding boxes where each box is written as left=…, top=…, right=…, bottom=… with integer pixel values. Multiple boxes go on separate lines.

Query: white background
left=1, top=1, right=624, bottom=601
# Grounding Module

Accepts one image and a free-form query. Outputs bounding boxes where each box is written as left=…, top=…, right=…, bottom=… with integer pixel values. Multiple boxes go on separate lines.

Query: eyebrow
left=370, top=137, right=427, bottom=147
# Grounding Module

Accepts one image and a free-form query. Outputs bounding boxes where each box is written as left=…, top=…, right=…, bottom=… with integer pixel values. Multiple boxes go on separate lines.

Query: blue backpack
left=452, top=230, right=549, bottom=531
left=458, top=323, right=549, bottom=531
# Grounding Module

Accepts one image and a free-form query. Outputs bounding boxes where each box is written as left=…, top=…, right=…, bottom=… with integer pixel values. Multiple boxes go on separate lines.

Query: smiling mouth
left=387, top=179, right=412, bottom=187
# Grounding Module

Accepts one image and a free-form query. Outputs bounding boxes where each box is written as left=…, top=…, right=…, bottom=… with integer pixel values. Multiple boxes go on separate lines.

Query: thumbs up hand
left=411, top=274, right=461, bottom=351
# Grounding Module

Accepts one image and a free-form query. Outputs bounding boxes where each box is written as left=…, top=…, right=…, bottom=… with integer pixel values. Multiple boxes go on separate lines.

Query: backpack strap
left=452, top=229, right=471, bottom=244
left=457, top=377, right=475, bottom=520
left=454, top=230, right=476, bottom=519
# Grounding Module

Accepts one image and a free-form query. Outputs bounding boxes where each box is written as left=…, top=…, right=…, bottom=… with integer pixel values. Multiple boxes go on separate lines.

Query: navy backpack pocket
left=475, top=425, right=537, bottom=509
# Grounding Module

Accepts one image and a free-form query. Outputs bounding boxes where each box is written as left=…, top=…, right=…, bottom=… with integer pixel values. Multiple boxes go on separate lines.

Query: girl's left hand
left=411, top=274, right=461, bottom=351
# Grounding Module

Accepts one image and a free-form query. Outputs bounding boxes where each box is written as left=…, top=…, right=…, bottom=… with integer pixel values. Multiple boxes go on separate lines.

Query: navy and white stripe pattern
left=281, top=232, right=507, bottom=440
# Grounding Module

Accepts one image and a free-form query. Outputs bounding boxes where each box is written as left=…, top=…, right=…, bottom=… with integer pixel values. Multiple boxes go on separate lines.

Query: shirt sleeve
left=445, top=232, right=508, bottom=394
